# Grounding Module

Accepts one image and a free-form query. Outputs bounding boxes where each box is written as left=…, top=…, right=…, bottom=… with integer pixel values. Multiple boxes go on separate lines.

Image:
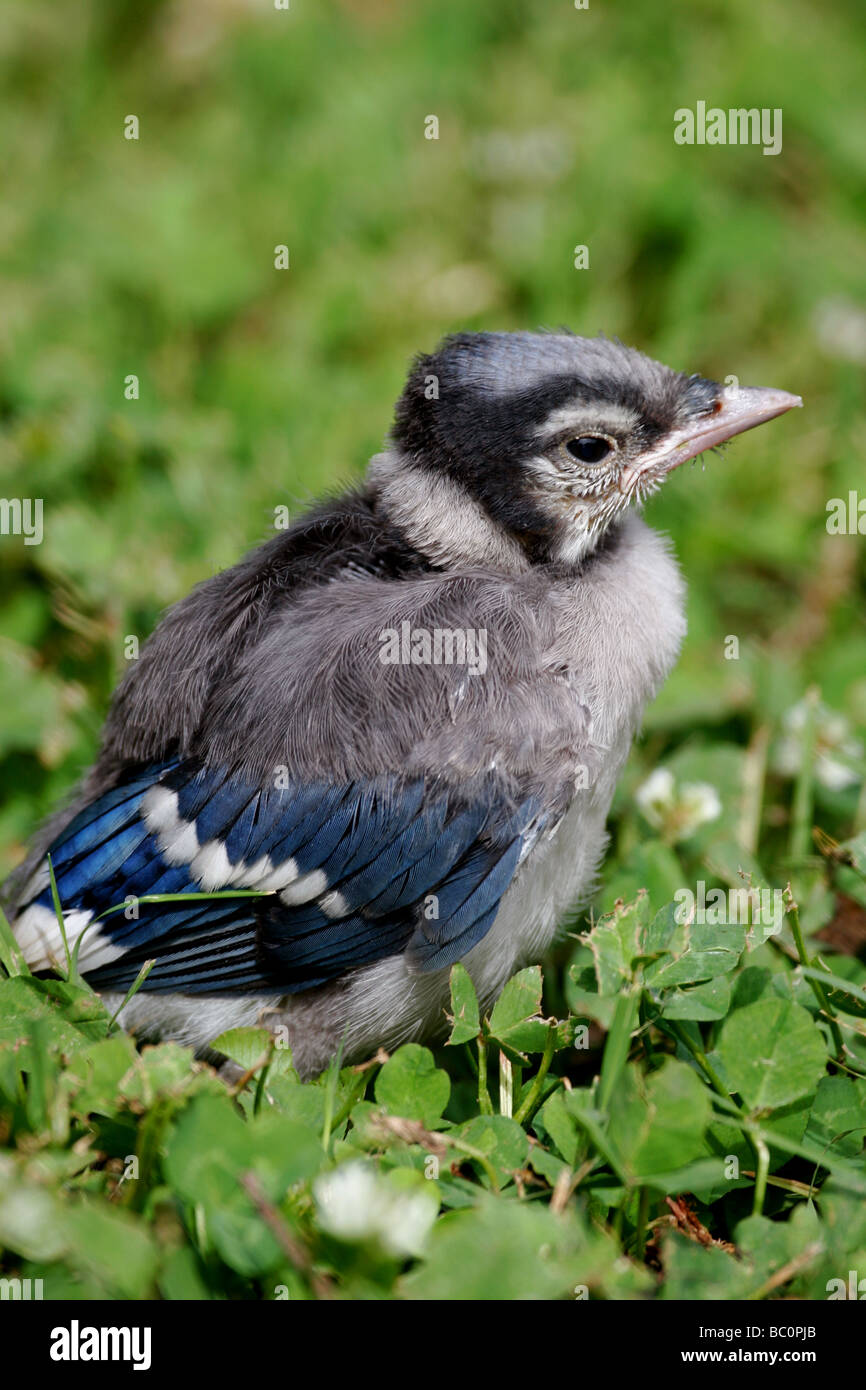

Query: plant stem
left=785, top=887, right=846, bottom=1063
left=789, top=686, right=818, bottom=865
left=741, top=1170, right=818, bottom=1200
left=321, top=1027, right=349, bottom=1151
left=750, top=1129, right=770, bottom=1216
left=668, top=1019, right=765, bottom=1188
left=253, top=1056, right=271, bottom=1116
left=635, top=1184, right=651, bottom=1260
left=739, top=724, right=769, bottom=855
left=329, top=1064, right=375, bottom=1133
left=749, top=1243, right=823, bottom=1302
left=477, top=1033, right=494, bottom=1115
left=449, top=1138, right=501, bottom=1192
left=499, top=1051, right=513, bottom=1116
left=107, top=959, right=155, bottom=1031
left=46, top=854, right=73, bottom=979
left=514, top=1023, right=557, bottom=1125
left=667, top=1020, right=729, bottom=1102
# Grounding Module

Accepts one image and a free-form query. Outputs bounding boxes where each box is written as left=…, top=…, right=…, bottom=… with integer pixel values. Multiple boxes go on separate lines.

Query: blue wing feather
left=20, top=758, right=543, bottom=993
left=49, top=765, right=175, bottom=866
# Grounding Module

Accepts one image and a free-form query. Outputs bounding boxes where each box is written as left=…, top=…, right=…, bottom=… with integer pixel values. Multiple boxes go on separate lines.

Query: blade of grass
left=568, top=1103, right=629, bottom=1185
left=738, top=723, right=769, bottom=855
left=597, top=985, right=640, bottom=1113
left=107, top=959, right=156, bottom=1031
left=0, top=905, right=28, bottom=977
left=785, top=886, right=845, bottom=1062
left=321, top=1025, right=350, bottom=1152
left=46, top=854, right=73, bottom=979
left=94, top=889, right=271, bottom=922
left=477, top=1032, right=493, bottom=1115
left=789, top=686, right=818, bottom=865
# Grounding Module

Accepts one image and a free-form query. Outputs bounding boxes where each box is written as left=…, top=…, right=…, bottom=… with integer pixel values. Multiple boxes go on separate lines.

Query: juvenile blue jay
left=8, top=333, right=800, bottom=1076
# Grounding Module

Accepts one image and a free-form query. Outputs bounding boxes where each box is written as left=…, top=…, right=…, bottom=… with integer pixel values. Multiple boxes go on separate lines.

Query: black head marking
left=390, top=331, right=722, bottom=563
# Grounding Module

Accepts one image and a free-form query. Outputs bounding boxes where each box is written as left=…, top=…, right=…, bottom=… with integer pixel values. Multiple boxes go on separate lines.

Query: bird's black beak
left=621, top=385, right=803, bottom=492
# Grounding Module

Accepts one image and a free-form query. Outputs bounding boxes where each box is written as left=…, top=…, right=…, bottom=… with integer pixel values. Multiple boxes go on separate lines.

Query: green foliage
left=3, top=814, right=866, bottom=1300
left=374, top=1045, right=450, bottom=1127
left=716, top=998, right=828, bottom=1109
left=1, top=0, right=865, bottom=1301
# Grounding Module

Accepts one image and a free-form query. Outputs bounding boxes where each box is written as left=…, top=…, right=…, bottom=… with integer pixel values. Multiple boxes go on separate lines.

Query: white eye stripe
left=525, top=455, right=575, bottom=488
left=535, top=401, right=638, bottom=439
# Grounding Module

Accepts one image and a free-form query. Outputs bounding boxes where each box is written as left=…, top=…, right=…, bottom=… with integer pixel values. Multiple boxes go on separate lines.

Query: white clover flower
left=313, top=1161, right=437, bottom=1258
left=774, top=698, right=863, bottom=791
left=635, top=768, right=721, bottom=841
left=634, top=768, right=676, bottom=825
left=678, top=781, right=723, bottom=827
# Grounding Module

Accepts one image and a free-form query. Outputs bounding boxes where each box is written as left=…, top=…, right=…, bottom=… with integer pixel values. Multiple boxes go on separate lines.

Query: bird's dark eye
left=565, top=436, right=612, bottom=465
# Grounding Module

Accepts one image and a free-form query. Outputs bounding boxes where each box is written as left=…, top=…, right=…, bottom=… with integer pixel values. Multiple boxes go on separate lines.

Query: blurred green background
left=1, top=0, right=864, bottom=878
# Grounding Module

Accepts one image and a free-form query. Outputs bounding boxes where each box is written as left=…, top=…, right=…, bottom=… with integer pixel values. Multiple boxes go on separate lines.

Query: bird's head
left=382, top=331, right=801, bottom=568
